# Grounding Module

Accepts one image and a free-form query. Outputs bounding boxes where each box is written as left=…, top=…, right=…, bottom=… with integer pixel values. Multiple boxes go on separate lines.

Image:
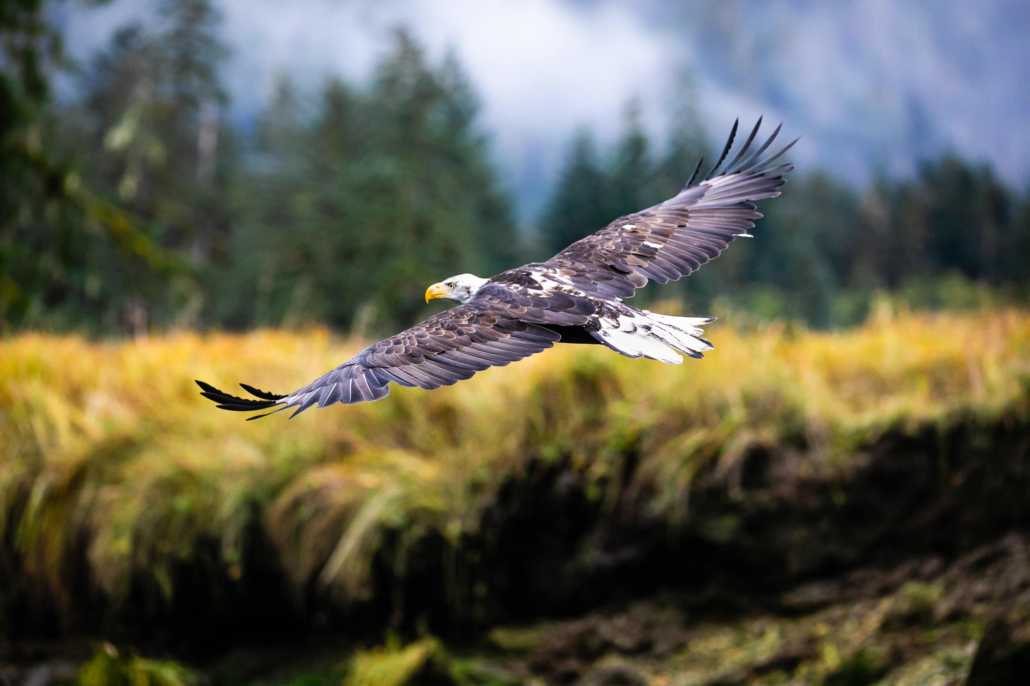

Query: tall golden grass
left=2, top=306, right=1029, bottom=614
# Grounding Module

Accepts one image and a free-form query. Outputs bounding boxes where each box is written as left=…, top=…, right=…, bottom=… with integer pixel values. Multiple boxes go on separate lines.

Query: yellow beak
left=425, top=283, right=450, bottom=303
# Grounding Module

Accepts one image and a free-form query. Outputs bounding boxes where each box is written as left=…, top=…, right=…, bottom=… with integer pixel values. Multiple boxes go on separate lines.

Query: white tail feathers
left=592, top=311, right=715, bottom=364
left=596, top=327, right=685, bottom=363
left=646, top=313, right=715, bottom=358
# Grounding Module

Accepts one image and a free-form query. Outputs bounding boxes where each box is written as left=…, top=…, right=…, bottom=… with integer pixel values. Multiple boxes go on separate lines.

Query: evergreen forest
left=3, top=0, right=1029, bottom=338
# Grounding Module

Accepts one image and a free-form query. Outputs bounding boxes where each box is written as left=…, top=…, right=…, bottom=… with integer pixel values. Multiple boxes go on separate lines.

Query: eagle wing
left=198, top=119, right=796, bottom=418
left=196, top=299, right=562, bottom=417
left=538, top=118, right=796, bottom=300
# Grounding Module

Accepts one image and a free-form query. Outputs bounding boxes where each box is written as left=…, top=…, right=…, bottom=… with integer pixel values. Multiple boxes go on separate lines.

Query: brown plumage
left=198, top=118, right=796, bottom=418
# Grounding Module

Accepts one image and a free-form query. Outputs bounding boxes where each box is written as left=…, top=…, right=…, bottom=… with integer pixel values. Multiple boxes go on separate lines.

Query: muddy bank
left=3, top=415, right=1029, bottom=654
left=6, top=529, right=1030, bottom=685
left=460, top=418, right=1030, bottom=622
left=461, top=530, right=1030, bottom=685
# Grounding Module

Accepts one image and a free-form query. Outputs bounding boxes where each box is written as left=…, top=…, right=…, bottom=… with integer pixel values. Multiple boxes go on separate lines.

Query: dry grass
left=2, top=306, right=1029, bottom=616
left=344, top=638, right=441, bottom=686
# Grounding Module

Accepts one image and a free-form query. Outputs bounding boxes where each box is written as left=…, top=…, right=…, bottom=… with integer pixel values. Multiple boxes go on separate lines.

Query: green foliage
left=541, top=119, right=1030, bottom=329
left=882, top=582, right=944, bottom=631
left=79, top=643, right=196, bottom=686
left=63, top=0, right=231, bottom=329
left=1, top=310, right=1027, bottom=635
left=0, top=1, right=198, bottom=333
left=4, top=3, right=1030, bottom=335
left=539, top=99, right=708, bottom=260
left=537, top=129, right=608, bottom=260
left=0, top=0, right=86, bottom=326
left=219, top=30, right=518, bottom=334
left=344, top=637, right=441, bottom=686
left=822, top=648, right=883, bottom=686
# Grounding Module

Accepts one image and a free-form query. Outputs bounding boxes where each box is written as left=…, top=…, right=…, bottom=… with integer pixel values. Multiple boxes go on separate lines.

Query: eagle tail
left=644, top=313, right=716, bottom=360
left=591, top=310, right=715, bottom=364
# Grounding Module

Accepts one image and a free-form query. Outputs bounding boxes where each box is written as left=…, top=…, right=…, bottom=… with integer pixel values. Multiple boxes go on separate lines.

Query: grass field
left=2, top=306, right=1030, bottom=647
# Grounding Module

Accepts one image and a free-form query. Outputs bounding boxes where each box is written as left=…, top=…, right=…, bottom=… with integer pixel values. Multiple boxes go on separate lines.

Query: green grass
left=79, top=643, right=196, bottom=686
left=1, top=306, right=1029, bottom=630
left=344, top=638, right=440, bottom=686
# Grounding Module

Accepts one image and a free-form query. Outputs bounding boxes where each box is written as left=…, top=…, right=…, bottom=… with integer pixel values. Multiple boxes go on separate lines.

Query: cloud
left=57, top=0, right=1030, bottom=220
left=62, top=0, right=695, bottom=217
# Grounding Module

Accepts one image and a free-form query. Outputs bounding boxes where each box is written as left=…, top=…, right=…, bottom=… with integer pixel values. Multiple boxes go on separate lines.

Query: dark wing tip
left=752, top=136, right=800, bottom=171
left=246, top=407, right=287, bottom=421
left=240, top=383, right=287, bottom=401
left=721, top=117, right=763, bottom=176
left=705, top=118, right=739, bottom=180
left=684, top=155, right=705, bottom=189
left=196, top=379, right=281, bottom=414
left=195, top=379, right=219, bottom=393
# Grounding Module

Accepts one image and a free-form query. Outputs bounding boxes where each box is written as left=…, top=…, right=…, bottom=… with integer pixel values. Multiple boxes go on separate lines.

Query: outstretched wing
left=196, top=300, right=560, bottom=419
left=539, top=118, right=796, bottom=300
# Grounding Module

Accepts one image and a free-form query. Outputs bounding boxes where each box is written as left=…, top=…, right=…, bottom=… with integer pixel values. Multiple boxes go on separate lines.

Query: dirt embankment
left=4, top=415, right=1030, bottom=680
left=472, top=530, right=1030, bottom=685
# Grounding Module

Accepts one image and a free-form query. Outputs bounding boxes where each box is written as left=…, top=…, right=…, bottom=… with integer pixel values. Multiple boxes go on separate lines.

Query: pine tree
left=606, top=101, right=654, bottom=219
left=0, top=0, right=76, bottom=329
left=224, top=30, right=520, bottom=334
left=1, top=0, right=181, bottom=333
left=540, top=129, right=609, bottom=256
left=67, top=0, right=233, bottom=329
left=654, top=69, right=710, bottom=200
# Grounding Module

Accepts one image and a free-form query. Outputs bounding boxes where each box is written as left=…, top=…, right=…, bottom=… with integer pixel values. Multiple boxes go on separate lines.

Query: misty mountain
left=58, top=0, right=1030, bottom=220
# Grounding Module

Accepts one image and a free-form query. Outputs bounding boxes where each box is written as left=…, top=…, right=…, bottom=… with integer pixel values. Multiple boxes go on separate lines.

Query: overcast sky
left=58, top=0, right=1030, bottom=219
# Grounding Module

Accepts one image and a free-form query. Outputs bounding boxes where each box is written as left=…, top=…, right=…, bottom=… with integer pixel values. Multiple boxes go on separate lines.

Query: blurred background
left=5, top=0, right=1030, bottom=336
left=3, top=2, right=1030, bottom=685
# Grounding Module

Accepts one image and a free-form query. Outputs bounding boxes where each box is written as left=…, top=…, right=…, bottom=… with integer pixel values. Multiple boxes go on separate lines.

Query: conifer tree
left=540, top=129, right=609, bottom=256
left=224, top=30, right=520, bottom=334
left=1, top=0, right=180, bottom=332
left=606, top=102, right=654, bottom=219
left=68, top=0, right=233, bottom=329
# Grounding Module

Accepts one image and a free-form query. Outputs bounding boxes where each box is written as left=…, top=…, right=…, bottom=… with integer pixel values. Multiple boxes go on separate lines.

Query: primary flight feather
left=198, top=118, right=796, bottom=419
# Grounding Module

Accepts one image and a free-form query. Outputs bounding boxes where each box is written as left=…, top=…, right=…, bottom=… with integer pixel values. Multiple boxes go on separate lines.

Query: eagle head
left=425, top=274, right=488, bottom=304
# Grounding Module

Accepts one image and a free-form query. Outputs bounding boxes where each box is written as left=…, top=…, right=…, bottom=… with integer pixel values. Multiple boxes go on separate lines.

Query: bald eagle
left=198, top=119, right=795, bottom=419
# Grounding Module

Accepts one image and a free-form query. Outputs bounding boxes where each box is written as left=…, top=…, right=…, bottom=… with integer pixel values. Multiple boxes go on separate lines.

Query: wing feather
left=197, top=299, right=559, bottom=417
left=199, top=119, right=795, bottom=418
left=518, top=119, right=795, bottom=301
left=705, top=118, right=739, bottom=180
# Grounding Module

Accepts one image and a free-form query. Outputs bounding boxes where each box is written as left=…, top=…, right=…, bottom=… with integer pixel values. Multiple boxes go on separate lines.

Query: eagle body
left=198, top=119, right=796, bottom=418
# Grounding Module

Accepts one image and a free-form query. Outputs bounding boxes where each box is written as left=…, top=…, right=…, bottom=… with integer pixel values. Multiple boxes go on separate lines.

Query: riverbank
left=2, top=308, right=1029, bottom=683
